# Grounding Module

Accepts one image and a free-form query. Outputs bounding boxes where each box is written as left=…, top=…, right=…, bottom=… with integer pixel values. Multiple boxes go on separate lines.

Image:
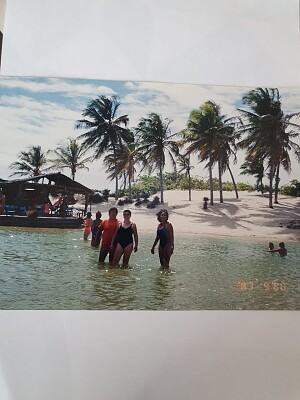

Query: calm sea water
left=0, top=226, right=299, bottom=310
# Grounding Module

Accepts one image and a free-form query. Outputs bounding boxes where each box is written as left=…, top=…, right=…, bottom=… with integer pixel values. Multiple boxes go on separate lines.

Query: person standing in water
left=110, top=210, right=138, bottom=266
left=98, top=207, right=119, bottom=263
left=83, top=211, right=93, bottom=240
left=151, top=209, right=174, bottom=268
left=91, top=211, right=102, bottom=247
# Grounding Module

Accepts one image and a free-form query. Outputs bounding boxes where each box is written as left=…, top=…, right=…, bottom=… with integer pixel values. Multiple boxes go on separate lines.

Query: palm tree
left=47, top=138, right=93, bottom=181
left=240, top=158, right=265, bottom=193
left=104, top=136, right=140, bottom=201
left=177, top=153, right=193, bottom=201
left=9, top=145, right=48, bottom=177
left=238, top=88, right=300, bottom=208
left=135, top=113, right=179, bottom=203
left=181, top=101, right=238, bottom=205
left=75, top=95, right=130, bottom=199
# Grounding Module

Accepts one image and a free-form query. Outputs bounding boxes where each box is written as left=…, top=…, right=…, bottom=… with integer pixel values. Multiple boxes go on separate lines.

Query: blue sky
left=1, top=76, right=300, bottom=191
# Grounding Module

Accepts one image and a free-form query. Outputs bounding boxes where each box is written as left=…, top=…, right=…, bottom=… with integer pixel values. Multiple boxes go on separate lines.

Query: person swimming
left=83, top=211, right=93, bottom=240
left=268, top=241, right=287, bottom=256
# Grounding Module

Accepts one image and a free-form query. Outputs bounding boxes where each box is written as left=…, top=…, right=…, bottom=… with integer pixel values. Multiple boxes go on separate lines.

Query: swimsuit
left=116, top=224, right=134, bottom=249
left=157, top=225, right=169, bottom=248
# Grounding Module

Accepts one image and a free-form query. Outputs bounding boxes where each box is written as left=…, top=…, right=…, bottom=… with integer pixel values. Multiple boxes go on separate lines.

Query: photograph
left=0, top=75, right=300, bottom=310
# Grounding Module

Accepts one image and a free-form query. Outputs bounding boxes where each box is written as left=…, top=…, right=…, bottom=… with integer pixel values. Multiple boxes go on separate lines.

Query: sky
left=1, top=76, right=300, bottom=192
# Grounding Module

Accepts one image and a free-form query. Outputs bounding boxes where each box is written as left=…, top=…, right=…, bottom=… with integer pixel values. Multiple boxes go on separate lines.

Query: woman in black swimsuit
left=110, top=210, right=138, bottom=266
left=151, top=209, right=174, bottom=268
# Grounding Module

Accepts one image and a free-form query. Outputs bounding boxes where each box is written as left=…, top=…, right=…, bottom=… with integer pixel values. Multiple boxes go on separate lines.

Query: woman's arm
left=132, top=223, right=139, bottom=252
left=167, top=222, right=174, bottom=253
left=151, top=235, right=159, bottom=254
left=110, top=223, right=121, bottom=248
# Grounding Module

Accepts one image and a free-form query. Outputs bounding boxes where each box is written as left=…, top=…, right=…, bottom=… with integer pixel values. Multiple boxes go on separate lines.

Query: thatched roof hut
left=0, top=172, right=94, bottom=207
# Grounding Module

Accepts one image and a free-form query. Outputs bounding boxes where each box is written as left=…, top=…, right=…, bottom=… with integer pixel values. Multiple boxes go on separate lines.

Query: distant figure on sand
left=98, top=207, right=119, bottom=263
left=110, top=210, right=138, bottom=266
left=268, top=242, right=287, bottom=256
left=91, top=211, right=102, bottom=247
left=83, top=212, right=93, bottom=240
left=151, top=209, right=174, bottom=268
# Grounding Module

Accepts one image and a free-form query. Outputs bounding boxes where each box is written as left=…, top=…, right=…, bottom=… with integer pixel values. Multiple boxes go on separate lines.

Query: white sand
left=89, top=190, right=300, bottom=243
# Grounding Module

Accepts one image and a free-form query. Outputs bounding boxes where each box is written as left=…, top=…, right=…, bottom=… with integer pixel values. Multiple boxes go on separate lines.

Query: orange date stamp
left=237, top=280, right=286, bottom=292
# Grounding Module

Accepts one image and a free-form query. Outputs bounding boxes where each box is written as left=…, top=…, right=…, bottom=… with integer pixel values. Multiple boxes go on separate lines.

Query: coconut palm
left=47, top=138, right=93, bottom=181
left=75, top=95, right=130, bottom=199
left=177, top=153, right=193, bottom=201
left=104, top=135, right=141, bottom=201
left=181, top=101, right=238, bottom=205
left=135, top=113, right=179, bottom=203
left=238, top=87, right=300, bottom=208
left=240, top=158, right=265, bottom=193
left=9, top=145, right=48, bottom=177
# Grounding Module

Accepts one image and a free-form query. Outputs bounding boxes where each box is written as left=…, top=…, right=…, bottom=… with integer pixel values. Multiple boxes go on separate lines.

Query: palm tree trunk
left=218, top=160, right=223, bottom=203
left=227, top=163, right=239, bottom=199
left=159, top=166, right=164, bottom=203
left=188, top=168, right=191, bottom=201
left=209, top=157, right=214, bottom=206
left=115, top=175, right=119, bottom=200
left=269, top=161, right=274, bottom=208
left=128, top=173, right=132, bottom=201
left=274, top=164, right=280, bottom=204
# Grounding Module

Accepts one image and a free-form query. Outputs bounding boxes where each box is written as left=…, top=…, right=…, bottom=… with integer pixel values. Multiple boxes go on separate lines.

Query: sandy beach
left=89, top=190, right=300, bottom=243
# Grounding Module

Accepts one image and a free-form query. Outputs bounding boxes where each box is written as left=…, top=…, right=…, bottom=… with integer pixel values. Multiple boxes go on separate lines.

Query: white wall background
left=1, top=1, right=300, bottom=399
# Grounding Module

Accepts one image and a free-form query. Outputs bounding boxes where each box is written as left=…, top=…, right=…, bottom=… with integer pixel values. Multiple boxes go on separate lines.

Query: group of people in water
left=267, top=241, right=287, bottom=256
left=83, top=207, right=174, bottom=268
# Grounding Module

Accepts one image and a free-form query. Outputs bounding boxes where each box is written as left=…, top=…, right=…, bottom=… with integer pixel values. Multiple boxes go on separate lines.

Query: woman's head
left=96, top=211, right=102, bottom=219
left=123, top=209, right=131, bottom=218
left=109, top=207, right=118, bottom=217
left=279, top=242, right=285, bottom=248
left=157, top=209, right=169, bottom=222
left=87, top=211, right=92, bottom=218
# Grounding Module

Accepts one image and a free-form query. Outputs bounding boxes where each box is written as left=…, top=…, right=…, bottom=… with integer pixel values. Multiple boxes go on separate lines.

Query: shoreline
left=86, top=190, right=300, bottom=243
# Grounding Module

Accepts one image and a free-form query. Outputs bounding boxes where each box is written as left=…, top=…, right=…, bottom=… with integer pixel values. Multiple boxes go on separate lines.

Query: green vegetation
left=280, top=180, right=300, bottom=197
left=126, top=174, right=255, bottom=200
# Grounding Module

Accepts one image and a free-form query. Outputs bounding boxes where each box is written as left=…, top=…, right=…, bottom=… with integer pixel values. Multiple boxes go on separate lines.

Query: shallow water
left=0, top=227, right=299, bottom=310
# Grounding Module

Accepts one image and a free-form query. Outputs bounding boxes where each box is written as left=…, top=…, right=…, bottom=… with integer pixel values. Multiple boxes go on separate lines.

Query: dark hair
left=123, top=209, right=131, bottom=216
left=109, top=207, right=118, bottom=215
left=87, top=212, right=92, bottom=218
left=279, top=242, right=285, bottom=248
left=156, top=208, right=169, bottom=222
left=96, top=211, right=102, bottom=219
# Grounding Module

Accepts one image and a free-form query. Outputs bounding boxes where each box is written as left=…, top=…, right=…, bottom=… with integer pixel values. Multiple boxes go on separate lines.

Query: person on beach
left=151, top=209, right=174, bottom=268
left=91, top=211, right=102, bottom=247
left=98, top=207, right=119, bottom=263
left=83, top=211, right=93, bottom=240
left=269, top=242, right=287, bottom=256
left=110, top=210, right=138, bottom=266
